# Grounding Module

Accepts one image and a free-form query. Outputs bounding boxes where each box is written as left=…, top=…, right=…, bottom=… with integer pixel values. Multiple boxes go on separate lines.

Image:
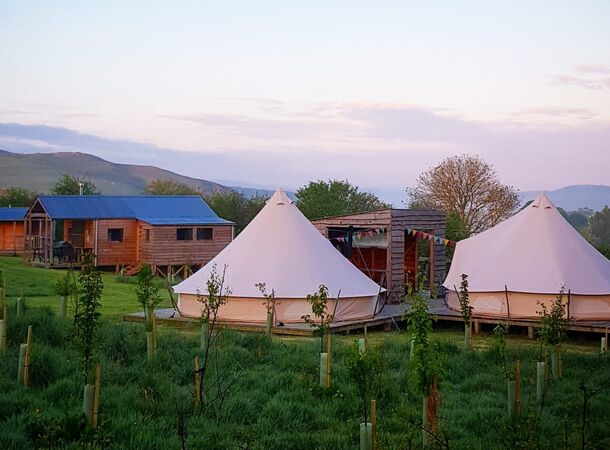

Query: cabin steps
left=124, top=263, right=143, bottom=277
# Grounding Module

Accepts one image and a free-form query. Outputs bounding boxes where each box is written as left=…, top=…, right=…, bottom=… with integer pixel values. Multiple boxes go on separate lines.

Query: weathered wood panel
left=96, top=219, right=139, bottom=266
left=141, top=224, right=233, bottom=267
left=0, top=222, right=24, bottom=254
left=312, top=208, right=447, bottom=300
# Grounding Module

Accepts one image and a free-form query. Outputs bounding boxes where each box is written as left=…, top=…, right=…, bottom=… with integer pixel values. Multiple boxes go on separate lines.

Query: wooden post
left=515, top=359, right=521, bottom=416
left=194, top=355, right=201, bottom=409
left=92, top=364, right=101, bottom=428
left=326, top=333, right=331, bottom=388
left=23, top=325, right=32, bottom=386
left=364, top=325, right=368, bottom=341
left=371, top=399, right=377, bottom=450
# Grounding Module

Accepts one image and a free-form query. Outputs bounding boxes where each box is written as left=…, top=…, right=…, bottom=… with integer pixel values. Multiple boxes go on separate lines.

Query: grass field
left=1, top=256, right=610, bottom=449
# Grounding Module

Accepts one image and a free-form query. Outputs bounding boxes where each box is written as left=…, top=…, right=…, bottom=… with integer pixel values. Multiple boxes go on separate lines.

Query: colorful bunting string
left=331, top=226, right=455, bottom=247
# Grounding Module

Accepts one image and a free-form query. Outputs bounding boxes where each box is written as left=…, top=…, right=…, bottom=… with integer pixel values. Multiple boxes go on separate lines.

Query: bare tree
left=408, top=154, right=519, bottom=235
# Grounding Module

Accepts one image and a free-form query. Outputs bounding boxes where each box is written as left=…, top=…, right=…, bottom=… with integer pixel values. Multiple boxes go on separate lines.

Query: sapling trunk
left=536, top=361, right=545, bottom=403
left=464, top=322, right=471, bottom=350
left=265, top=311, right=273, bottom=338
left=60, top=296, right=67, bottom=318
left=358, top=337, right=366, bottom=355
left=507, top=379, right=516, bottom=417
left=359, top=422, right=373, bottom=450
left=83, top=384, right=94, bottom=423
left=200, top=320, right=209, bottom=351
left=319, top=353, right=328, bottom=387
left=146, top=332, right=154, bottom=361
left=422, top=395, right=430, bottom=448
left=92, top=364, right=101, bottom=428
left=551, top=345, right=561, bottom=380
left=17, top=343, right=27, bottom=383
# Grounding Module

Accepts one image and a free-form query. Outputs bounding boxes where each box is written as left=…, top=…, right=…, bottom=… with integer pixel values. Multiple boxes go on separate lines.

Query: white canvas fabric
left=174, top=188, right=381, bottom=323
left=444, top=193, right=610, bottom=320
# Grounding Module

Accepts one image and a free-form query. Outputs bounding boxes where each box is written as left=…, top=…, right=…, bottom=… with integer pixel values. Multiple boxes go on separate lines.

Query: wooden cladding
left=312, top=208, right=446, bottom=301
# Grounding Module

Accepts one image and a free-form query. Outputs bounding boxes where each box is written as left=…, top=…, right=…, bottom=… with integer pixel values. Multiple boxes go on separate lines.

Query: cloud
left=509, top=107, right=597, bottom=121
left=551, top=75, right=610, bottom=90
left=550, top=64, right=610, bottom=90
left=574, top=63, right=610, bottom=75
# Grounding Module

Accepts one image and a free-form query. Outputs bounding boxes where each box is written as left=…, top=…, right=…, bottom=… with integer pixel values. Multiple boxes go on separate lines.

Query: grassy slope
left=0, top=150, right=231, bottom=195
left=1, top=257, right=610, bottom=449
left=0, top=256, right=173, bottom=319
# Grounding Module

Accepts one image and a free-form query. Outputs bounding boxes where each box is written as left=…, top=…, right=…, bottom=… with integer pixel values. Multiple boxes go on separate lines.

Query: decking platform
left=123, top=299, right=610, bottom=337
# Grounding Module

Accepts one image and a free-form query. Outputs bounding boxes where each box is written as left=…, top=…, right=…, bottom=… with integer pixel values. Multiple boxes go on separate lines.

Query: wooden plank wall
left=140, top=223, right=233, bottom=267
left=96, top=219, right=139, bottom=266
left=390, top=209, right=446, bottom=297
left=311, top=208, right=446, bottom=301
left=0, top=222, right=24, bottom=254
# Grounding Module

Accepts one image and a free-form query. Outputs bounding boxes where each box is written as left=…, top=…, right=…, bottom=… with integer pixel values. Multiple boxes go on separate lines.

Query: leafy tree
left=73, top=253, right=103, bottom=384
left=295, top=179, right=389, bottom=220
left=408, top=154, right=519, bottom=235
left=0, top=187, right=37, bottom=207
left=345, top=342, right=384, bottom=426
left=52, top=175, right=98, bottom=195
left=134, top=264, right=161, bottom=331
left=144, top=179, right=198, bottom=195
left=202, top=190, right=266, bottom=234
left=566, top=211, right=588, bottom=230
left=302, top=284, right=334, bottom=353
left=586, top=206, right=610, bottom=247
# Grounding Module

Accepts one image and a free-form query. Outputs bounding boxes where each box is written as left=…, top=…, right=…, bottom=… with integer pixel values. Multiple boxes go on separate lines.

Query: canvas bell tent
left=444, top=193, right=610, bottom=320
left=173, top=188, right=382, bottom=323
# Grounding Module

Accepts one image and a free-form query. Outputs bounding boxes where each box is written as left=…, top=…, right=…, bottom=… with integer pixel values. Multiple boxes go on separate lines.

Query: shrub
left=29, top=345, right=66, bottom=388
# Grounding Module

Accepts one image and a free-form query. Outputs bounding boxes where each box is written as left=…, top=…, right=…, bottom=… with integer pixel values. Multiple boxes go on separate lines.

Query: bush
left=9, top=306, right=67, bottom=348
left=29, top=345, right=66, bottom=388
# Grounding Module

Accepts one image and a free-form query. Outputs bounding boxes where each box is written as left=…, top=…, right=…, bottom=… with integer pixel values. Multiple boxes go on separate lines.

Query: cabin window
left=176, top=228, right=193, bottom=241
left=196, top=227, right=213, bottom=240
left=107, top=228, right=124, bottom=242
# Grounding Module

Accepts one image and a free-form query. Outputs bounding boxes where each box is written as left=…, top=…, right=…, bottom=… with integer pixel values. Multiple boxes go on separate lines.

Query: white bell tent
left=444, top=193, right=610, bottom=320
left=173, top=188, right=382, bottom=323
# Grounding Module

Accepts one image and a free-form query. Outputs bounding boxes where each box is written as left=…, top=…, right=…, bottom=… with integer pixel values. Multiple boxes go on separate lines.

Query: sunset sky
left=1, top=1, right=609, bottom=202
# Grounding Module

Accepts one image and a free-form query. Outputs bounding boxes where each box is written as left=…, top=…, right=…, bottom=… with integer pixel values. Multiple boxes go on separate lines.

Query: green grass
left=1, top=257, right=610, bottom=449
left=0, top=256, right=173, bottom=319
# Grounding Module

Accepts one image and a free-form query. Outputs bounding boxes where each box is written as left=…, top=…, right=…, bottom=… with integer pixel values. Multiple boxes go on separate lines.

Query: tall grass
left=1, top=305, right=609, bottom=449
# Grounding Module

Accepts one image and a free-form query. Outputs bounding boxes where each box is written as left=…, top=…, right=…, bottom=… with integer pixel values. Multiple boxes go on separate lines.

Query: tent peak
left=267, top=188, right=293, bottom=205
left=531, top=192, right=554, bottom=209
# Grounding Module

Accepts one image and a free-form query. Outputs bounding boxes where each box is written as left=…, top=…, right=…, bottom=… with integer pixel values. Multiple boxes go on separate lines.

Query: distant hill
left=519, top=185, right=610, bottom=211
left=0, top=149, right=233, bottom=195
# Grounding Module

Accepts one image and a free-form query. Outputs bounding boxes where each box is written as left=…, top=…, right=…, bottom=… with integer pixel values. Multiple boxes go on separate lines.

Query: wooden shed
left=311, top=208, right=446, bottom=301
left=0, top=207, right=27, bottom=255
left=23, top=195, right=234, bottom=274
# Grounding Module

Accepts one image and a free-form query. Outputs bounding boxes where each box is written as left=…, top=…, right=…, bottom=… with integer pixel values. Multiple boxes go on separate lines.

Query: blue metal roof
left=0, top=207, right=28, bottom=221
left=37, top=196, right=233, bottom=225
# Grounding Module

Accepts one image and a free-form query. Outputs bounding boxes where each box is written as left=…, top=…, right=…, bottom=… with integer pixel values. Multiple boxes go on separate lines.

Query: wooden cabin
left=23, top=195, right=234, bottom=274
left=0, top=207, right=27, bottom=256
left=311, top=208, right=446, bottom=301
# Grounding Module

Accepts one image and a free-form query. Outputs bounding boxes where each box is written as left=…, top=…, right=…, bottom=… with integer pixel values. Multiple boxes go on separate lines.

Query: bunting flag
left=405, top=227, right=456, bottom=247
left=331, top=226, right=455, bottom=248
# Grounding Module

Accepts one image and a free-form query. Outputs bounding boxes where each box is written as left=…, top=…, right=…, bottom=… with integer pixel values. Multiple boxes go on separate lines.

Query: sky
left=1, top=1, right=609, bottom=204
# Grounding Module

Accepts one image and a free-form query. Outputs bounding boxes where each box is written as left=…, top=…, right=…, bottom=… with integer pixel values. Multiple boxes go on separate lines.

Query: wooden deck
left=123, top=304, right=409, bottom=337
left=123, top=299, right=610, bottom=337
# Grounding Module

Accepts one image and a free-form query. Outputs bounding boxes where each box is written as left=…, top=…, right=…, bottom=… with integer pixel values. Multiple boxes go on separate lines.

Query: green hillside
left=0, top=149, right=232, bottom=195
